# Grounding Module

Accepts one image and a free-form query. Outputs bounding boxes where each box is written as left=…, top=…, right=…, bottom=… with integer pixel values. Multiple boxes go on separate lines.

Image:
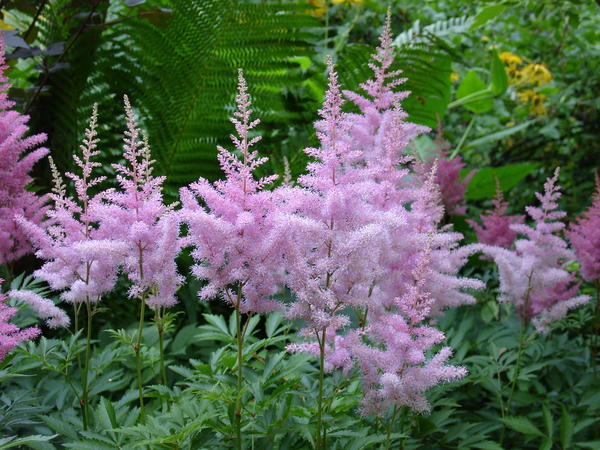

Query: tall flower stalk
left=93, top=96, right=182, bottom=420
left=180, top=69, right=281, bottom=448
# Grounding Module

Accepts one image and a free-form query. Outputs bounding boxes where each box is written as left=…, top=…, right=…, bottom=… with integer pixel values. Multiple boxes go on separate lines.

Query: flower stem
left=501, top=318, right=526, bottom=444
left=156, top=308, right=167, bottom=385
left=135, top=297, right=146, bottom=422
left=81, top=297, right=92, bottom=430
left=234, top=293, right=243, bottom=450
left=316, top=327, right=327, bottom=449
left=385, top=405, right=399, bottom=450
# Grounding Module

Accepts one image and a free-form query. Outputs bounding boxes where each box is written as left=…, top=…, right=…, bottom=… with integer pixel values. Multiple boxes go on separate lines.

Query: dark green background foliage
left=1, top=0, right=600, bottom=448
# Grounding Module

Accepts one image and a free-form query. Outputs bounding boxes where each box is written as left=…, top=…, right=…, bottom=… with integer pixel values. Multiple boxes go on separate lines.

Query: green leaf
left=0, top=435, right=57, bottom=449
left=576, top=441, right=600, bottom=449
left=490, top=50, right=508, bottom=95
left=465, top=162, right=539, bottom=200
left=464, top=120, right=535, bottom=149
left=456, top=71, right=493, bottom=113
left=471, top=4, right=507, bottom=30
left=542, top=404, right=553, bottom=438
left=560, top=405, right=574, bottom=449
left=502, top=416, right=545, bottom=437
left=539, top=439, right=553, bottom=450
left=472, top=441, right=504, bottom=450
left=202, top=314, right=231, bottom=337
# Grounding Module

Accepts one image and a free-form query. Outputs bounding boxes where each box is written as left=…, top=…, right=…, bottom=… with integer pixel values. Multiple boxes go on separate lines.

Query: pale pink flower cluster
left=482, top=169, right=589, bottom=332
left=178, top=19, right=480, bottom=413
left=0, top=279, right=40, bottom=361
left=180, top=70, right=282, bottom=313
left=93, top=96, right=182, bottom=308
left=19, top=100, right=182, bottom=309
left=279, top=17, right=482, bottom=413
left=567, top=174, right=600, bottom=282
left=7, top=289, right=69, bottom=328
left=0, top=34, right=49, bottom=264
left=467, top=181, right=524, bottom=249
left=18, top=106, right=126, bottom=304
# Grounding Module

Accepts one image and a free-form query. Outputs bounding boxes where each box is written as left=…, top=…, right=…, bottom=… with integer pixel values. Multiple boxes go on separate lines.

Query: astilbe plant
left=92, top=97, right=183, bottom=405
left=0, top=35, right=49, bottom=264
left=483, top=168, right=589, bottom=332
left=567, top=172, right=600, bottom=372
left=0, top=279, right=40, bottom=362
left=180, top=69, right=281, bottom=448
left=17, top=104, right=125, bottom=429
left=467, top=179, right=524, bottom=249
left=567, top=172, right=600, bottom=283
left=279, top=15, right=483, bottom=446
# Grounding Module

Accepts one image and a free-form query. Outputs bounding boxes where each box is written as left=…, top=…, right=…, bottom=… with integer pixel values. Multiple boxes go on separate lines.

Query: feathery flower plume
left=7, top=289, right=69, bottom=328
left=567, top=173, right=600, bottom=282
left=0, top=33, right=49, bottom=263
left=18, top=106, right=125, bottom=304
left=0, top=279, right=40, bottom=361
left=93, top=96, right=182, bottom=308
left=467, top=178, right=524, bottom=249
left=483, top=169, right=589, bottom=332
left=180, top=69, right=281, bottom=313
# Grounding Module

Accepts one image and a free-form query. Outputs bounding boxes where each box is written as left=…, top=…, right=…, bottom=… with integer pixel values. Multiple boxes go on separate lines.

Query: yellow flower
left=450, top=72, right=459, bottom=83
left=307, top=0, right=327, bottom=17
left=332, top=0, right=364, bottom=4
left=517, top=89, right=548, bottom=116
left=506, top=66, right=524, bottom=84
left=499, top=52, right=522, bottom=66
left=522, top=63, right=552, bottom=86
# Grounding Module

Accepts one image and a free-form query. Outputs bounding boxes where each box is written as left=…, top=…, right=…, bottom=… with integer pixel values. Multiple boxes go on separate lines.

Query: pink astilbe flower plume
left=483, top=168, right=589, bottom=332
left=180, top=69, right=281, bottom=313
left=467, top=177, right=524, bottom=249
left=7, top=289, right=69, bottom=328
left=0, top=279, right=40, bottom=361
left=283, top=18, right=480, bottom=415
left=415, top=131, right=476, bottom=216
left=567, top=172, right=600, bottom=282
left=93, top=96, right=183, bottom=308
left=18, top=105, right=125, bottom=304
left=0, top=34, right=49, bottom=263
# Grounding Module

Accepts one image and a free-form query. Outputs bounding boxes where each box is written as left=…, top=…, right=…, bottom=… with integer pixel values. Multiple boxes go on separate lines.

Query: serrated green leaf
left=542, top=404, right=553, bottom=437
left=502, top=416, right=545, bottom=437
left=560, top=405, right=574, bottom=448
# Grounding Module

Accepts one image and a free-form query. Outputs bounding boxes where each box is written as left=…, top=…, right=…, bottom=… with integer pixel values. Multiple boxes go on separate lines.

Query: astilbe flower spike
left=180, top=69, right=281, bottom=314
left=0, top=279, right=40, bottom=361
left=567, top=172, right=600, bottom=282
left=17, top=105, right=125, bottom=305
left=282, top=24, right=481, bottom=418
left=93, top=96, right=183, bottom=308
left=0, top=34, right=49, bottom=264
left=467, top=178, right=524, bottom=249
left=483, top=168, right=589, bottom=332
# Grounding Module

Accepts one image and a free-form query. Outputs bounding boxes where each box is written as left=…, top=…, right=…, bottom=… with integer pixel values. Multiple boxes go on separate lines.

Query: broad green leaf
left=471, top=4, right=507, bottom=29
left=490, top=50, right=508, bottom=95
left=465, top=163, right=539, bottom=200
left=456, top=71, right=493, bottom=113
left=560, top=405, right=574, bottom=448
left=502, top=416, right=545, bottom=437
